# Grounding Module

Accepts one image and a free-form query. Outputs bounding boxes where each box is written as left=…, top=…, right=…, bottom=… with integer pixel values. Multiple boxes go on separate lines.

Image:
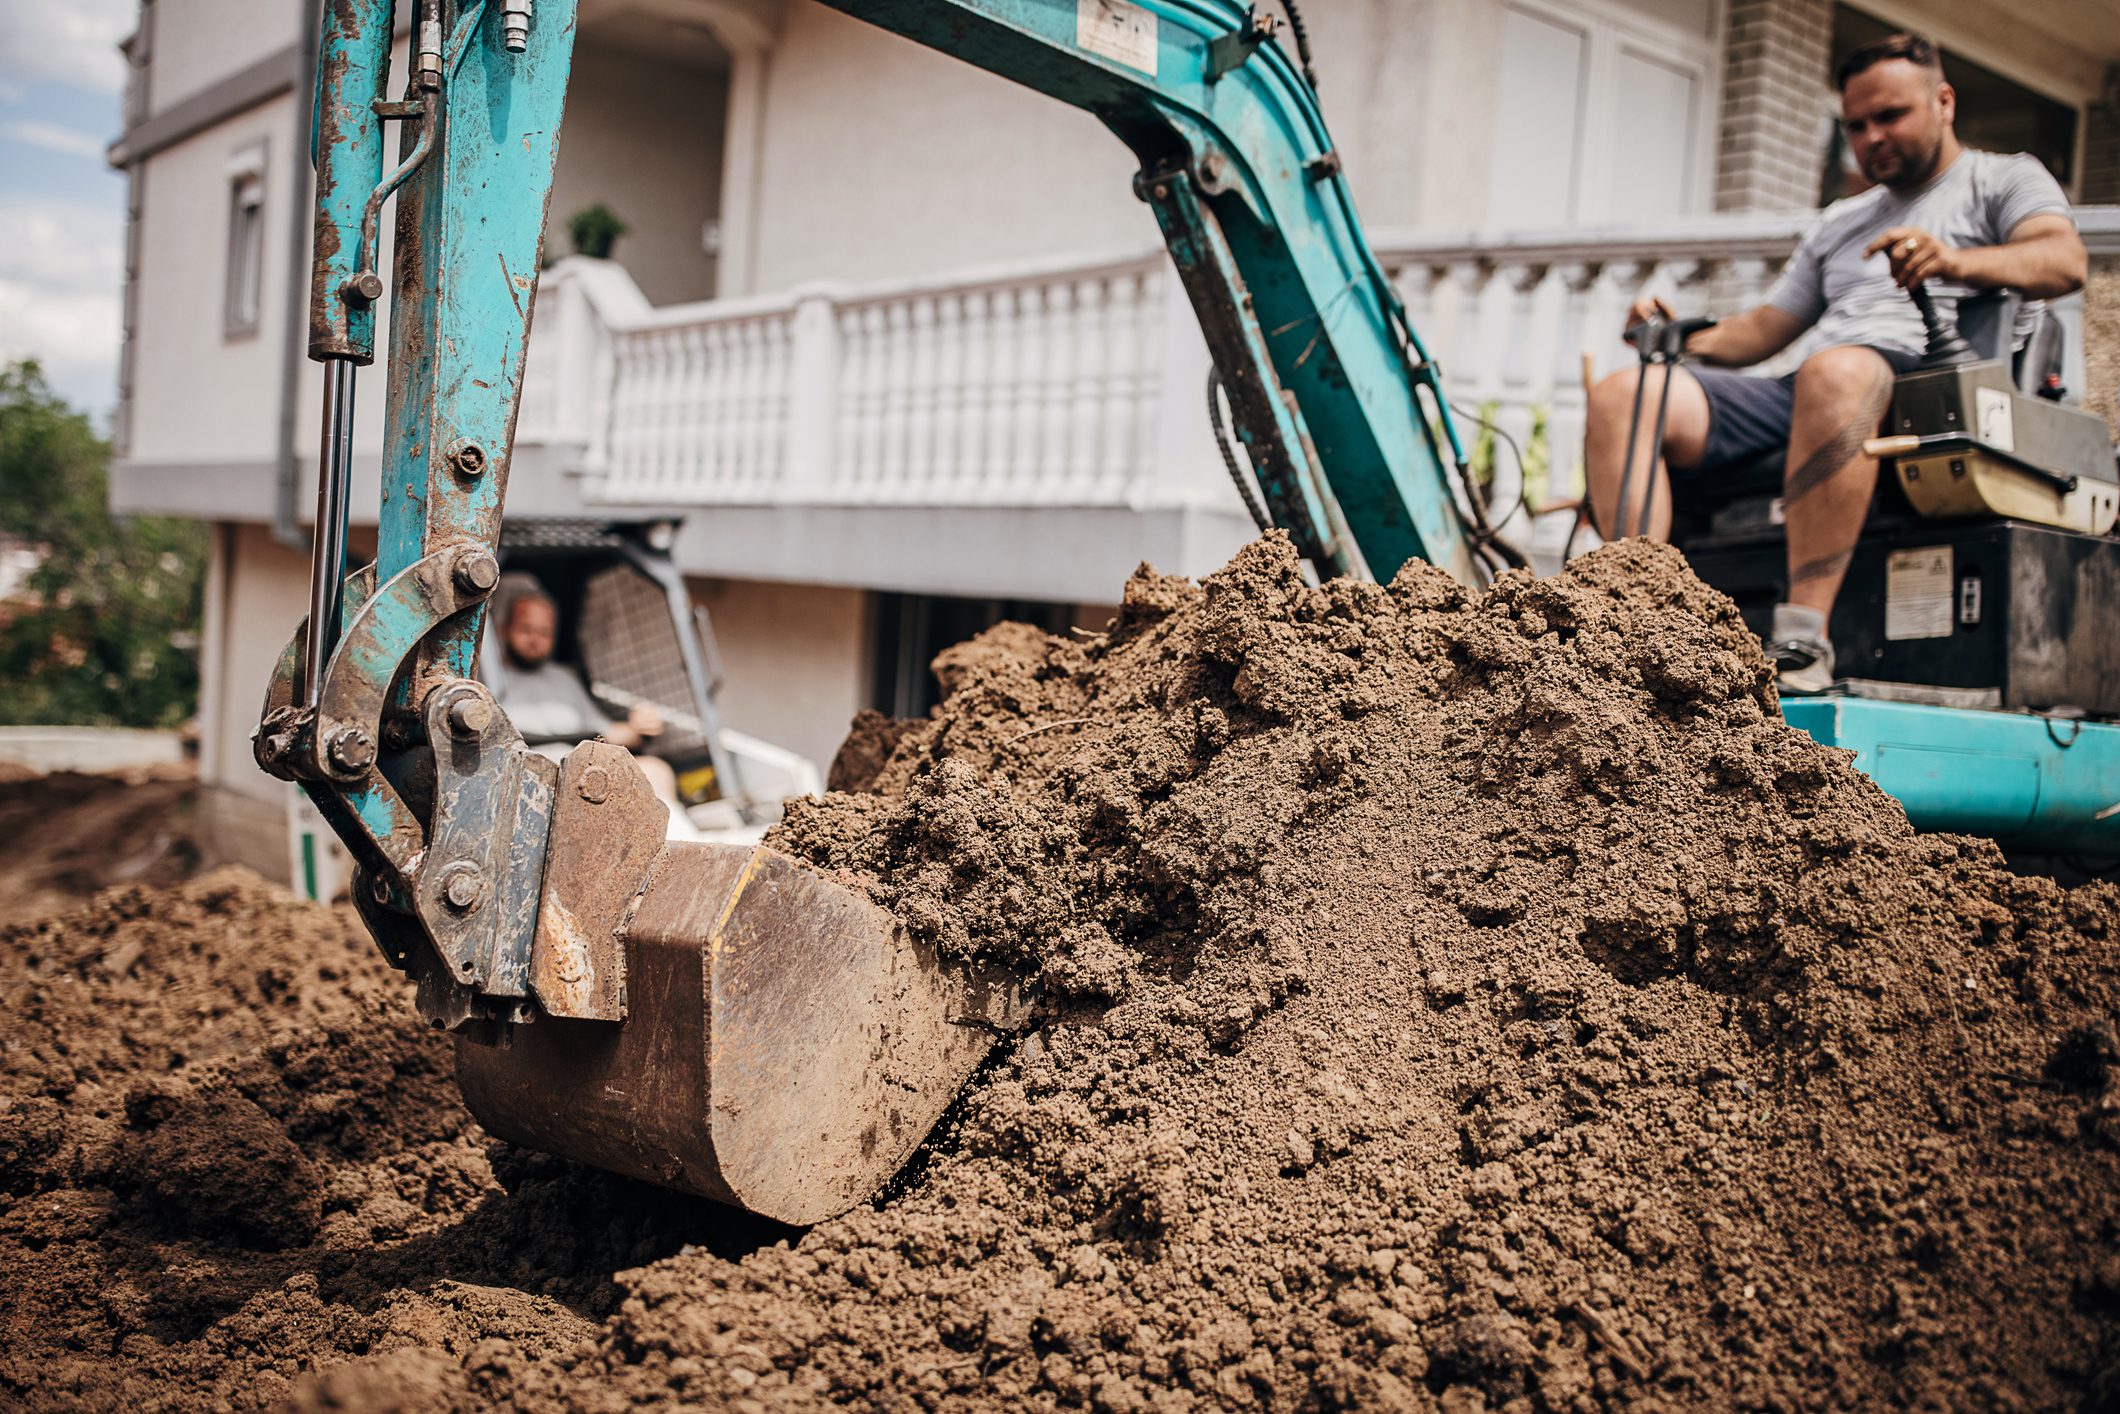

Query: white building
left=106, top=0, right=2120, bottom=877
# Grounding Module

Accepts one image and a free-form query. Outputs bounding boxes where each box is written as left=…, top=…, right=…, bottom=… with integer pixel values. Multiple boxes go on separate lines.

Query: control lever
left=1908, top=283, right=1976, bottom=368
left=1615, top=313, right=1718, bottom=539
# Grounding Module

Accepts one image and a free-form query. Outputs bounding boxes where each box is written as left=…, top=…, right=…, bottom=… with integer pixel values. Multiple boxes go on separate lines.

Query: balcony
left=514, top=209, right=2114, bottom=596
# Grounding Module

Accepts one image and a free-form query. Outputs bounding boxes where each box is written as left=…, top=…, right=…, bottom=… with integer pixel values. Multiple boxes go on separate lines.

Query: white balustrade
left=514, top=211, right=2120, bottom=514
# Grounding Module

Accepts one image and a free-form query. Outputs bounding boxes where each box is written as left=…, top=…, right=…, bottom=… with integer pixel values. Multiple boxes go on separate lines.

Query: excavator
left=258, top=0, right=2120, bottom=1225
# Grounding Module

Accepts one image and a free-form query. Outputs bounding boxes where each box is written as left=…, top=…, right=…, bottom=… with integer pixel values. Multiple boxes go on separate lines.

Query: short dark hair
left=1835, top=32, right=1943, bottom=91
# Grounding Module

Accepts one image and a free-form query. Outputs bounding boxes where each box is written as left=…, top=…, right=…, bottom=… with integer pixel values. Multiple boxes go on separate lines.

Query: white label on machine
left=1886, top=545, right=1954, bottom=640
left=1976, top=386, right=2015, bottom=451
left=1078, top=0, right=1157, bottom=75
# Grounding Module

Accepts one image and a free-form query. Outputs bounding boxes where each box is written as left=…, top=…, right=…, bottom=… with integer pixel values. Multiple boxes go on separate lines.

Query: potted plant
left=567, top=203, right=628, bottom=261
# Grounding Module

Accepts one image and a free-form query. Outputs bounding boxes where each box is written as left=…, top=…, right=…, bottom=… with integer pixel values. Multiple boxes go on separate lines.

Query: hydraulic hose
left=1276, top=0, right=1318, bottom=90
left=1209, top=369, right=1275, bottom=535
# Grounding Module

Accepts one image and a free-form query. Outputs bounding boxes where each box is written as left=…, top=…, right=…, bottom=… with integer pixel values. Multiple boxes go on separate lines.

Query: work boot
left=1767, top=603, right=1835, bottom=695
left=1769, top=636, right=1835, bottom=695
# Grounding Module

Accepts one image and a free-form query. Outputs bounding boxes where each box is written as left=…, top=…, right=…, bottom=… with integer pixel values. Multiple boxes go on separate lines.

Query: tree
left=0, top=360, right=206, bottom=728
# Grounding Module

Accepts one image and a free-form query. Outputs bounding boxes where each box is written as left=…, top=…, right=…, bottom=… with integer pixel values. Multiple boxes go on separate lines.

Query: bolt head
left=447, top=695, right=494, bottom=737
left=453, top=549, right=500, bottom=595
left=327, top=726, right=376, bottom=773
left=449, top=439, right=488, bottom=477
left=439, top=862, right=485, bottom=911
left=342, top=271, right=384, bottom=305
left=577, top=765, right=611, bottom=805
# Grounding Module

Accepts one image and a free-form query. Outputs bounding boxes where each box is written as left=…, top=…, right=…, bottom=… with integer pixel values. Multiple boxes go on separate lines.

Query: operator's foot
left=1767, top=602, right=1835, bottom=696
left=1769, top=636, right=1835, bottom=695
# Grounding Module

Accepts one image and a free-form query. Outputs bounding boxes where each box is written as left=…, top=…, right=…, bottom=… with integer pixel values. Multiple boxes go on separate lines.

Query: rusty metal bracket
left=418, top=678, right=554, bottom=1015
left=1206, top=7, right=1277, bottom=81
left=529, top=742, right=664, bottom=1022
left=306, top=542, right=498, bottom=786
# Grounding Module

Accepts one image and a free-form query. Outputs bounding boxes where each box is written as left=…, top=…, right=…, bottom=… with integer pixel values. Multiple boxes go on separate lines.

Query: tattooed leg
left=1790, top=548, right=1854, bottom=589
left=1781, top=347, right=1897, bottom=615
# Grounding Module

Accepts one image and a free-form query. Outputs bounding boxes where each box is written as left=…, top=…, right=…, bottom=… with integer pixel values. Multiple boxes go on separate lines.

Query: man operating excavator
left=1582, top=31, right=2087, bottom=694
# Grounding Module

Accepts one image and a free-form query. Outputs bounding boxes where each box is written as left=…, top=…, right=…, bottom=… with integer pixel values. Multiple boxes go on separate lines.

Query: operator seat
left=1672, top=291, right=2064, bottom=538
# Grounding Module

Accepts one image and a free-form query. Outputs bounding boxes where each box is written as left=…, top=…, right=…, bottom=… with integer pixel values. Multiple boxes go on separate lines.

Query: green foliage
left=1454, top=400, right=1554, bottom=512
left=0, top=360, right=206, bottom=728
left=566, top=203, right=629, bottom=260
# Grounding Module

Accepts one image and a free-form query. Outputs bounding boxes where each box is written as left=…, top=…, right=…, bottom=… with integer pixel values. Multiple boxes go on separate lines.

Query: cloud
left=0, top=0, right=135, bottom=95
left=0, top=195, right=124, bottom=412
left=1, top=118, right=109, bottom=159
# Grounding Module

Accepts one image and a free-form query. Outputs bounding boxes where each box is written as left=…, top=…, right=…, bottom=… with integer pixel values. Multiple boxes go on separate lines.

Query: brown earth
left=0, top=766, right=200, bottom=919
left=2, top=536, right=2117, bottom=1412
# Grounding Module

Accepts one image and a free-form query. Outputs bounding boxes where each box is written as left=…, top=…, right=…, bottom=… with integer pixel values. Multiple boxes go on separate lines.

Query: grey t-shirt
left=1767, top=149, right=2071, bottom=358
left=493, top=659, right=614, bottom=744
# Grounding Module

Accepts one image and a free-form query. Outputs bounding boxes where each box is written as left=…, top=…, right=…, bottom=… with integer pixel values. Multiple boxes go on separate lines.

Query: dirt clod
left=3, top=536, right=2118, bottom=1411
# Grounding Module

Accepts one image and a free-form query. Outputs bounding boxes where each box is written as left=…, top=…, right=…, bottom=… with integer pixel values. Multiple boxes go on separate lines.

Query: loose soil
left=2, top=537, right=2116, bottom=1412
left=0, top=766, right=199, bottom=919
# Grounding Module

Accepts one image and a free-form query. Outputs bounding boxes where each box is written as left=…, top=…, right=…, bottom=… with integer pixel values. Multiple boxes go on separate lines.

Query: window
left=224, top=143, right=267, bottom=338
left=1485, top=0, right=1722, bottom=227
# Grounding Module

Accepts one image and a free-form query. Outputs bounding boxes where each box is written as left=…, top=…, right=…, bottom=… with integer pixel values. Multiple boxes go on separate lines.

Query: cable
left=1274, top=0, right=1319, bottom=90
left=1208, top=368, right=1275, bottom=535
left=1448, top=401, right=1534, bottom=537
left=1439, top=399, right=1531, bottom=575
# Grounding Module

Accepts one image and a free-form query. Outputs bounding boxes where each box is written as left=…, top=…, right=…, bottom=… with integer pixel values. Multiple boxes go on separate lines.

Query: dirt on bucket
left=2, top=536, right=2116, bottom=1412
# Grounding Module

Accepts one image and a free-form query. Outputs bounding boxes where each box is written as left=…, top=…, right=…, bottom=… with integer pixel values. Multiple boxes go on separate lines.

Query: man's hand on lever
left=1866, top=215, right=2085, bottom=299
left=1865, top=226, right=1957, bottom=289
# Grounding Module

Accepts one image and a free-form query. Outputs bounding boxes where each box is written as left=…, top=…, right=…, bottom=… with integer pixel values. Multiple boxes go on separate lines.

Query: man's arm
left=1624, top=295, right=1809, bottom=368
left=1865, top=215, right=2087, bottom=300
left=1685, top=305, right=1810, bottom=368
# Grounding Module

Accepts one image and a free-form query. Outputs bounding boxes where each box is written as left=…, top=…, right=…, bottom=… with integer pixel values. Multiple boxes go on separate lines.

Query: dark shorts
left=1685, top=345, right=1924, bottom=472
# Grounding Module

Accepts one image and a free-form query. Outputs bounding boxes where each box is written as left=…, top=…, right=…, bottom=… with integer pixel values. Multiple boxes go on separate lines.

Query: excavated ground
left=2, top=537, right=2117, bottom=1413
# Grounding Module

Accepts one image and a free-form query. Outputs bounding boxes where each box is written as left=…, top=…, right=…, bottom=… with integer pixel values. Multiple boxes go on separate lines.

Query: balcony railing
left=518, top=208, right=2114, bottom=515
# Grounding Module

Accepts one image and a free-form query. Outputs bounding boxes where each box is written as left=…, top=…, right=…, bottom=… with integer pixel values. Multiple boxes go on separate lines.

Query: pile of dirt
left=0, top=767, right=200, bottom=918
left=3, top=537, right=2117, bottom=1411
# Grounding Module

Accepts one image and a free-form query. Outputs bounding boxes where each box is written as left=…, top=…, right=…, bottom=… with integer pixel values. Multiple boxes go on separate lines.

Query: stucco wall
left=548, top=44, right=729, bottom=305
left=689, top=577, right=868, bottom=775
left=745, top=5, right=1145, bottom=291
left=128, top=93, right=299, bottom=466
left=146, top=0, right=302, bottom=116
left=203, top=522, right=313, bottom=805
left=743, top=1, right=1509, bottom=293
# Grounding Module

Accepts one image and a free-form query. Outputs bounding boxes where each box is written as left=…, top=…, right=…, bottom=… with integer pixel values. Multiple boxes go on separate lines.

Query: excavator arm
left=260, top=0, right=1490, bottom=1222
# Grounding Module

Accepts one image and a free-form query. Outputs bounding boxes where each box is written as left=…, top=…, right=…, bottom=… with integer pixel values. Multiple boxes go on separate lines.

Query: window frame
left=223, top=140, right=268, bottom=340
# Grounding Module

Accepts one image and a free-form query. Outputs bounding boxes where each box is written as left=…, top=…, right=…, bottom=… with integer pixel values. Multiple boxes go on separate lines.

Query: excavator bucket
left=455, top=839, right=1003, bottom=1226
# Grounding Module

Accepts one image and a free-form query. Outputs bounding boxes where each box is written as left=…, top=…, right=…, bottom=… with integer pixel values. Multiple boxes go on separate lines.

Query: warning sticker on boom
left=1885, top=545, right=1954, bottom=640
left=1078, top=0, right=1157, bottom=75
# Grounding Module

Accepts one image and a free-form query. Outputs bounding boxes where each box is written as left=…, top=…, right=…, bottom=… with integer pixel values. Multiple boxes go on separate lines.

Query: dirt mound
left=3, top=537, right=2117, bottom=1411
left=0, top=768, right=199, bottom=919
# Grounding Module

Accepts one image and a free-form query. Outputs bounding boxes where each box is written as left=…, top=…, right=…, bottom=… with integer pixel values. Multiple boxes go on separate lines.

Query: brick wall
left=1715, top=0, right=1834, bottom=213
left=2085, top=71, right=2120, bottom=205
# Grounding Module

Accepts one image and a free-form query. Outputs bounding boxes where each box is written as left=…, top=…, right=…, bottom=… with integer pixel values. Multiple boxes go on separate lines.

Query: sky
left=0, top=2, right=135, bottom=419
